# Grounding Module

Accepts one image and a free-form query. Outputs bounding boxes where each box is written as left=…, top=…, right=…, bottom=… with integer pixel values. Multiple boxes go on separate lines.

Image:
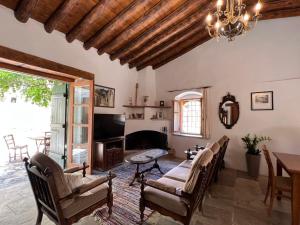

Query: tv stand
left=94, top=137, right=124, bottom=170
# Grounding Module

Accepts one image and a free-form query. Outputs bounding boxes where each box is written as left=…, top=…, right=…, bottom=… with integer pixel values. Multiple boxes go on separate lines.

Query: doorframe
left=0, top=45, right=95, bottom=173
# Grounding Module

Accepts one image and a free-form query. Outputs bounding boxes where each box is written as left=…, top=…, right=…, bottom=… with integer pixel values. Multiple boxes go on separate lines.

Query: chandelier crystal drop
left=206, top=0, right=262, bottom=41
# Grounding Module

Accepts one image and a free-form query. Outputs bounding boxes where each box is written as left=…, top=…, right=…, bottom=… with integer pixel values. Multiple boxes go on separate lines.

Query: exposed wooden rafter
left=83, top=0, right=161, bottom=51
left=66, top=0, right=135, bottom=43
left=111, top=0, right=212, bottom=62
left=152, top=35, right=210, bottom=69
left=134, top=27, right=209, bottom=70
left=44, top=0, right=76, bottom=33
left=120, top=1, right=214, bottom=66
left=97, top=0, right=189, bottom=56
left=14, top=0, right=39, bottom=23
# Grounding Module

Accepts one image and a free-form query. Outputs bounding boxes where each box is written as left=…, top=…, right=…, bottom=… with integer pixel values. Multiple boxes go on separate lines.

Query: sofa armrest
left=144, top=179, right=190, bottom=199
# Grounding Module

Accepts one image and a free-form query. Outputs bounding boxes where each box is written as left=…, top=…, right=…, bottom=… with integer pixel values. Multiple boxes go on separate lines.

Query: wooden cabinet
left=94, top=137, right=124, bottom=170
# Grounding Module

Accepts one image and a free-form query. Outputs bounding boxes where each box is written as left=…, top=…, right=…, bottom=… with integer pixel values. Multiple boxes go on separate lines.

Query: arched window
left=174, top=91, right=202, bottom=136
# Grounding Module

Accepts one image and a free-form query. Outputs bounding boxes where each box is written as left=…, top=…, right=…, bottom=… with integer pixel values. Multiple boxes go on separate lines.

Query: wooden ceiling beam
left=66, top=0, right=119, bottom=43
left=262, top=6, right=300, bottom=20
left=121, top=1, right=213, bottom=65
left=44, top=0, right=77, bottom=33
left=152, top=36, right=210, bottom=69
left=83, top=0, right=160, bottom=51
left=136, top=31, right=210, bottom=71
left=132, top=25, right=207, bottom=69
left=14, top=0, right=39, bottom=23
left=129, top=23, right=201, bottom=68
left=111, top=0, right=212, bottom=62
left=98, top=0, right=189, bottom=56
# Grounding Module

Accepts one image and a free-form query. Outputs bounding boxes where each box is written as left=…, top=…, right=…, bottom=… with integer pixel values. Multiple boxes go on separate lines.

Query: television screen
left=94, top=114, right=125, bottom=140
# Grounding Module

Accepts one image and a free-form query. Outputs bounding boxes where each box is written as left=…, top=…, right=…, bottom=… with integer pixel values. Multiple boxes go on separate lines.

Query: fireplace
left=125, top=130, right=168, bottom=150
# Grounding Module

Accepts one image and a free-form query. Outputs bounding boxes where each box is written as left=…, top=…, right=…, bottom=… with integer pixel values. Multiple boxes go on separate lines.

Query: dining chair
left=262, top=145, right=291, bottom=215
left=3, top=134, right=30, bottom=162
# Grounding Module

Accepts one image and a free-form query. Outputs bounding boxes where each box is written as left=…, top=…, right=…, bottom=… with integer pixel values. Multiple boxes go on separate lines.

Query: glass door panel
left=68, top=79, right=94, bottom=174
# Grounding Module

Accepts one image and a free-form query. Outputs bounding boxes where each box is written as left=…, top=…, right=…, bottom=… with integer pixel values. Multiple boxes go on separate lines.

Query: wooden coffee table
left=127, top=149, right=168, bottom=186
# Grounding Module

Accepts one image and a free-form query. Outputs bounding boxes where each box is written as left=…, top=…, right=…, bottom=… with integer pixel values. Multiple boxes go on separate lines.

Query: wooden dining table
left=273, top=152, right=300, bottom=225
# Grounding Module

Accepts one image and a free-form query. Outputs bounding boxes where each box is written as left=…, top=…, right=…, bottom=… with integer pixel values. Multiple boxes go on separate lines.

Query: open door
left=68, top=79, right=94, bottom=174
left=49, top=84, right=68, bottom=168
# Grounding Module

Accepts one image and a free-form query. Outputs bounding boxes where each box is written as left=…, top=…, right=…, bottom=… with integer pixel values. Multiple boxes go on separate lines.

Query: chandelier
left=206, top=0, right=262, bottom=41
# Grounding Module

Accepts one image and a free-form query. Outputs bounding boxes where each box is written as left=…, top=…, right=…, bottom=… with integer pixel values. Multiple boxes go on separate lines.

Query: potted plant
left=241, top=134, right=271, bottom=178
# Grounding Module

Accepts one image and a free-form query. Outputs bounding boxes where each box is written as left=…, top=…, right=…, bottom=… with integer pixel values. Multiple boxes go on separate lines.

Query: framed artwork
left=251, top=91, right=273, bottom=111
left=94, top=85, right=115, bottom=108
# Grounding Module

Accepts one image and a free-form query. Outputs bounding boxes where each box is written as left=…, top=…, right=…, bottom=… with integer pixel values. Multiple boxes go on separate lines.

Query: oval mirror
left=219, top=93, right=239, bottom=129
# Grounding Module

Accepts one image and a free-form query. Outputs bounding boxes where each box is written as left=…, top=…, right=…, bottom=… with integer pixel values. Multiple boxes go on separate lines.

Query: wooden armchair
left=24, top=153, right=115, bottom=225
left=140, top=149, right=214, bottom=225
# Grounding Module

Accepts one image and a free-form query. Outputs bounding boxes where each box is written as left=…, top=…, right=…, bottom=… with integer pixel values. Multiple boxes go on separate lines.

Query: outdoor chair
left=24, top=153, right=115, bottom=225
left=3, top=134, right=29, bottom=162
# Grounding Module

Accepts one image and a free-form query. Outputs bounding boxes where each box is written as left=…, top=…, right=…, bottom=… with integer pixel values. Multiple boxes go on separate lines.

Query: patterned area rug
left=93, top=160, right=178, bottom=225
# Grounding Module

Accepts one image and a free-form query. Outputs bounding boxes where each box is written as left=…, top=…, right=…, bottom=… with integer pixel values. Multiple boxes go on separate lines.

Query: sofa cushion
left=144, top=177, right=188, bottom=216
left=164, top=166, right=190, bottom=182
left=183, top=148, right=213, bottom=193
left=205, top=142, right=220, bottom=155
left=157, top=177, right=185, bottom=190
left=30, top=153, right=72, bottom=199
left=178, top=160, right=193, bottom=169
left=61, top=183, right=108, bottom=219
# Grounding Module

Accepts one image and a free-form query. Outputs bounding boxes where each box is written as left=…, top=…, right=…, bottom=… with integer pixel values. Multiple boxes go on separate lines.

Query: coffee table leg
left=129, top=164, right=140, bottom=186
left=153, top=159, right=164, bottom=174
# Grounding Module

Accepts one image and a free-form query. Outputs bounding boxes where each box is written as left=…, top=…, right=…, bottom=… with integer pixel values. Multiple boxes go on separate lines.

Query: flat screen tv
left=94, top=114, right=125, bottom=140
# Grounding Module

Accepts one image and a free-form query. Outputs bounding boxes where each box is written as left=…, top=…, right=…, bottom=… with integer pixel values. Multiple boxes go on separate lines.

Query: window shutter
left=173, top=100, right=180, bottom=133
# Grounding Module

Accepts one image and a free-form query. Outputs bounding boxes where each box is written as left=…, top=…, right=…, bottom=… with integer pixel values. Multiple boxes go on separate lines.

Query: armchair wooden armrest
left=142, top=177, right=190, bottom=199
left=60, top=171, right=116, bottom=201
left=64, top=162, right=89, bottom=177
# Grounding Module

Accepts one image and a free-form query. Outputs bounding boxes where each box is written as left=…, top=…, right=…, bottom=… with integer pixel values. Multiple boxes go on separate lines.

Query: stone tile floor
left=0, top=161, right=291, bottom=225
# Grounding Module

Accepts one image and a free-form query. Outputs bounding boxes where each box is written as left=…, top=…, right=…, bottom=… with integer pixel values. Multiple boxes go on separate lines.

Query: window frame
left=173, top=96, right=203, bottom=138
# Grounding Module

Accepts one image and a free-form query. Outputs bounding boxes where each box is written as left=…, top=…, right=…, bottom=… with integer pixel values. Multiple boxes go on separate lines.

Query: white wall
left=0, top=5, right=138, bottom=115
left=155, top=16, right=300, bottom=175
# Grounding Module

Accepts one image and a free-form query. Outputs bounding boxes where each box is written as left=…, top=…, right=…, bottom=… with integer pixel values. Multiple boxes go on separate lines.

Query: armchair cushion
left=178, top=160, right=193, bottom=169
left=30, top=153, right=72, bottom=199
left=61, top=183, right=109, bottom=219
left=64, top=173, right=83, bottom=191
left=164, top=166, right=190, bottom=182
left=144, top=177, right=188, bottom=216
left=183, top=148, right=213, bottom=193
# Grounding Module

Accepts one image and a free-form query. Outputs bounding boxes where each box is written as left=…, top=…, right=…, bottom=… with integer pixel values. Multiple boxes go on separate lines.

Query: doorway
left=0, top=45, right=94, bottom=175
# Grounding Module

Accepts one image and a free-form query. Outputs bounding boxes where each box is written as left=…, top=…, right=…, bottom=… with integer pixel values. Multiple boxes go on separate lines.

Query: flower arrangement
left=241, top=134, right=271, bottom=155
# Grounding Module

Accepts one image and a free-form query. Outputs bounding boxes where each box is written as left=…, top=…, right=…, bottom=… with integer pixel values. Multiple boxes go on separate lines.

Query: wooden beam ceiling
left=97, top=0, right=190, bottom=55
left=14, top=0, right=38, bottom=23
left=83, top=0, right=161, bottom=50
left=1, top=0, right=299, bottom=71
left=44, top=0, right=75, bottom=33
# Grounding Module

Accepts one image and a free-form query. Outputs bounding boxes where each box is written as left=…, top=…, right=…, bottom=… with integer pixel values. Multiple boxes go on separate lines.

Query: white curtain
left=201, top=88, right=210, bottom=139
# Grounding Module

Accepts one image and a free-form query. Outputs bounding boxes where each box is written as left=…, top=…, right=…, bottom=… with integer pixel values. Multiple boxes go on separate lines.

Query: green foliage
left=0, top=70, right=59, bottom=107
left=241, top=134, right=271, bottom=155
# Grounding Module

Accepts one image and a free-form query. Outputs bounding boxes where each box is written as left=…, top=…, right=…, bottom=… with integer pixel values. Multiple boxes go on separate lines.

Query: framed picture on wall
left=251, top=91, right=273, bottom=110
left=94, top=85, right=115, bottom=108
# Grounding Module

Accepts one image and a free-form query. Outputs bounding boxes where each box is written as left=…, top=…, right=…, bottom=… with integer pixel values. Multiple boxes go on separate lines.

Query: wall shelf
left=123, top=105, right=171, bottom=109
